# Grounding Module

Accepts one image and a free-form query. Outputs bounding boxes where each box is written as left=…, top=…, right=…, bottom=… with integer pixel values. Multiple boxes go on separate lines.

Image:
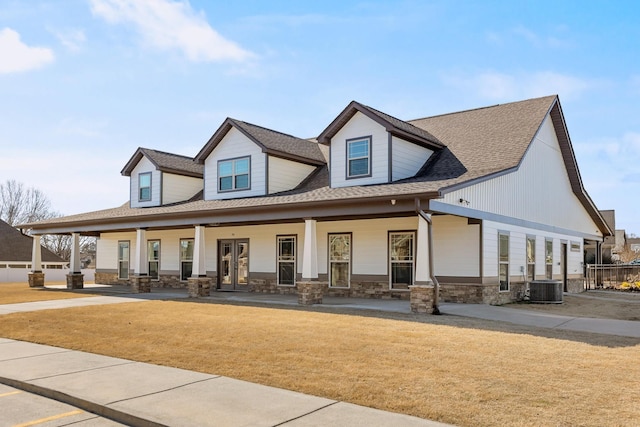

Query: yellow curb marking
left=0, top=391, right=22, bottom=397
left=13, top=410, right=83, bottom=427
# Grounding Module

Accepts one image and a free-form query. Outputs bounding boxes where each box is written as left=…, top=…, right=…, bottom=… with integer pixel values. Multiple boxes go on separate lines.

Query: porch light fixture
left=391, top=199, right=396, bottom=205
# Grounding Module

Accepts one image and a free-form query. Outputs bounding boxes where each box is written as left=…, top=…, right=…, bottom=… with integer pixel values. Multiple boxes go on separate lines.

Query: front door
left=218, top=239, right=249, bottom=290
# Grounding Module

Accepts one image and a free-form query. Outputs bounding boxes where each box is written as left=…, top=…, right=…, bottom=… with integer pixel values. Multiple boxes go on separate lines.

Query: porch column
left=133, top=228, right=148, bottom=276
left=302, top=219, right=318, bottom=280
left=410, top=212, right=439, bottom=314
left=66, top=232, right=84, bottom=289
left=299, top=219, right=327, bottom=305
left=28, top=235, right=44, bottom=288
left=131, top=228, right=150, bottom=293
left=415, top=213, right=431, bottom=284
left=188, top=225, right=211, bottom=297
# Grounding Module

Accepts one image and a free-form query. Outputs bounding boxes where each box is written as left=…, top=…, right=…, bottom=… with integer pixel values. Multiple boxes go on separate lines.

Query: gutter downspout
left=417, top=209, right=440, bottom=315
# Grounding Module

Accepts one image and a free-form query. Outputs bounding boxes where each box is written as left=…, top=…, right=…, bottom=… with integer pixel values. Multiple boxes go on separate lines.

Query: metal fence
left=585, top=264, right=640, bottom=289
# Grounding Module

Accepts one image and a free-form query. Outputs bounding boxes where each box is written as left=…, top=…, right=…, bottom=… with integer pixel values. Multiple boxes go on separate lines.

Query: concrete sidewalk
left=0, top=338, right=452, bottom=427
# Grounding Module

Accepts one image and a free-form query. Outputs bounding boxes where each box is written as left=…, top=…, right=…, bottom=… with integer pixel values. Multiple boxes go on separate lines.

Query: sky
left=1, top=0, right=639, bottom=234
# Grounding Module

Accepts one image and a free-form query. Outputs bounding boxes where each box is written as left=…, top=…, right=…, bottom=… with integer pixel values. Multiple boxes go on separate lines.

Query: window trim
left=345, top=136, right=372, bottom=179
left=138, top=172, right=152, bottom=202
left=276, top=235, right=297, bottom=287
left=179, top=238, right=194, bottom=281
left=498, top=232, right=509, bottom=292
left=388, top=230, right=416, bottom=291
left=328, top=232, right=351, bottom=288
left=526, top=235, right=536, bottom=282
left=147, top=239, right=160, bottom=281
left=117, top=240, right=130, bottom=280
left=545, top=238, right=553, bottom=279
left=217, top=156, right=251, bottom=193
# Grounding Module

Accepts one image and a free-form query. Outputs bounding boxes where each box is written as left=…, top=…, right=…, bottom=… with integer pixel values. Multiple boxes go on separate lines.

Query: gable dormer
left=194, top=118, right=326, bottom=200
left=317, top=101, right=445, bottom=188
left=121, top=148, right=204, bottom=208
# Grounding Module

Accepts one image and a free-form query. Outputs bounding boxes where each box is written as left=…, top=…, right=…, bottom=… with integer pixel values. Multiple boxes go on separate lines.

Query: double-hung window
left=545, top=239, right=553, bottom=279
left=329, top=234, right=350, bottom=288
left=526, top=236, right=535, bottom=282
left=218, top=157, right=250, bottom=192
left=118, top=241, right=130, bottom=280
left=389, top=232, right=415, bottom=290
left=148, top=240, right=160, bottom=280
left=346, top=136, right=371, bottom=178
left=277, top=236, right=296, bottom=286
left=499, top=232, right=509, bottom=291
left=138, top=172, right=152, bottom=201
left=180, top=238, right=194, bottom=281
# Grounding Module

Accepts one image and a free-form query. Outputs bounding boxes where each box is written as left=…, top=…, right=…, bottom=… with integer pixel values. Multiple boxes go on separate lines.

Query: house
left=0, top=219, right=66, bottom=283
left=22, top=95, right=611, bottom=306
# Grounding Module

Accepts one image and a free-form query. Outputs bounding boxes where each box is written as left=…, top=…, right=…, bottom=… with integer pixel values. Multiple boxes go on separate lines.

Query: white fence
left=0, top=268, right=95, bottom=283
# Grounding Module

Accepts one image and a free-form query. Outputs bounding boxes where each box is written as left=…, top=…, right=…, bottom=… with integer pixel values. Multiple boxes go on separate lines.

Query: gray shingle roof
left=121, top=148, right=203, bottom=178
left=195, top=118, right=326, bottom=165
left=21, top=95, right=610, bottom=237
left=0, top=219, right=65, bottom=262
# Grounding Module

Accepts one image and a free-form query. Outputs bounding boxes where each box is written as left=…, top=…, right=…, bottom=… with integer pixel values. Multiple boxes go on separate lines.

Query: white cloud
left=90, top=0, right=254, bottom=62
left=0, top=28, right=54, bottom=74
left=442, top=70, right=593, bottom=101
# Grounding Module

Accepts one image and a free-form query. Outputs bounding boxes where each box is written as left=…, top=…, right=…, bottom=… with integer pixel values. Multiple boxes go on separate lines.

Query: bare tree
left=0, top=180, right=56, bottom=226
left=616, top=243, right=640, bottom=264
left=42, top=234, right=96, bottom=263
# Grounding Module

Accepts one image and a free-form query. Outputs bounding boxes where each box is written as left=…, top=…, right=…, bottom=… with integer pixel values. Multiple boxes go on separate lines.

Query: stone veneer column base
left=131, top=275, right=151, bottom=293
left=66, top=273, right=84, bottom=289
left=297, top=281, right=328, bottom=305
left=409, top=284, right=435, bottom=314
left=187, top=277, right=211, bottom=297
left=28, top=272, right=45, bottom=288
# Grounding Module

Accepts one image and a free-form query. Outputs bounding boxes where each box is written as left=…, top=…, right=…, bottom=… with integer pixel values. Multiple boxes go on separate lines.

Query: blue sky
left=1, top=0, right=639, bottom=233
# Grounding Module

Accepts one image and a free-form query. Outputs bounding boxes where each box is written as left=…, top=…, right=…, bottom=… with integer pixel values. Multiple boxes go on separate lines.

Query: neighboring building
left=628, top=237, right=640, bottom=255
left=23, top=95, right=610, bottom=304
left=0, top=219, right=66, bottom=282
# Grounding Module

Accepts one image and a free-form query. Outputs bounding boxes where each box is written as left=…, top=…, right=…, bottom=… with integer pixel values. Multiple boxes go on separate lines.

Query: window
left=545, top=239, right=553, bottom=279
left=526, top=236, right=536, bottom=282
left=218, top=157, right=250, bottom=192
left=346, top=137, right=371, bottom=178
left=148, top=240, right=160, bottom=280
left=329, top=234, right=350, bottom=288
left=499, top=233, right=509, bottom=291
left=180, top=239, right=194, bottom=281
left=118, top=241, right=130, bottom=280
left=138, top=172, right=152, bottom=201
left=277, top=236, right=296, bottom=286
left=389, top=232, right=415, bottom=290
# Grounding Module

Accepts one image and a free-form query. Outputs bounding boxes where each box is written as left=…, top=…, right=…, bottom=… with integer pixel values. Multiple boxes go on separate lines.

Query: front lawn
left=0, top=300, right=638, bottom=426
left=0, top=282, right=94, bottom=304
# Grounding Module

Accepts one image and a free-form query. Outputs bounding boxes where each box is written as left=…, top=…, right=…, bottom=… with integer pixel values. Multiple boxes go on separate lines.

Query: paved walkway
left=1, top=286, right=638, bottom=426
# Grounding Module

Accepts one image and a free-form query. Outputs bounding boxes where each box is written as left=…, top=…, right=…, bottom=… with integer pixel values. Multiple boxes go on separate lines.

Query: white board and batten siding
left=483, top=220, right=583, bottom=280
left=267, top=156, right=315, bottom=194
left=330, top=112, right=389, bottom=188
left=391, top=136, right=433, bottom=181
left=130, top=157, right=161, bottom=208
left=203, top=127, right=266, bottom=200
left=162, top=173, right=203, bottom=205
left=439, top=114, right=602, bottom=239
left=431, top=215, right=480, bottom=277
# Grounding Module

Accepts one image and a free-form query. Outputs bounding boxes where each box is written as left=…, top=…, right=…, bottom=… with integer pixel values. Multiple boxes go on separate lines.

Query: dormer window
left=139, top=172, right=152, bottom=201
left=346, top=136, right=371, bottom=179
left=218, top=156, right=250, bottom=192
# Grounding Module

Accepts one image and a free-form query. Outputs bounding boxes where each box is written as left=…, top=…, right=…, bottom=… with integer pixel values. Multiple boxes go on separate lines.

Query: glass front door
left=218, top=239, right=249, bottom=290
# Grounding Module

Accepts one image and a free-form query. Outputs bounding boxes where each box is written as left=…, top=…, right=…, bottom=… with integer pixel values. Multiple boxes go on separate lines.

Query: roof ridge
left=408, top=94, right=557, bottom=122
left=141, top=147, right=196, bottom=161
left=232, top=119, right=312, bottom=143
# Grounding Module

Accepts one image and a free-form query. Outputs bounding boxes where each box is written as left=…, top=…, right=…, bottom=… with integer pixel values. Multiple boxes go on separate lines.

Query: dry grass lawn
left=0, top=299, right=638, bottom=427
left=0, top=282, right=94, bottom=304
